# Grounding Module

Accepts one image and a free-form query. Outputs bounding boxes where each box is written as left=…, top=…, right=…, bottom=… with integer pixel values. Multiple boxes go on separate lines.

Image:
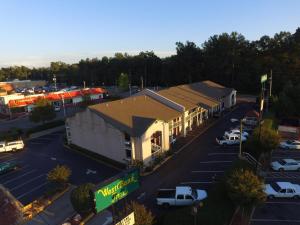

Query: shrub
left=70, top=183, right=95, bottom=215
left=47, top=165, right=71, bottom=186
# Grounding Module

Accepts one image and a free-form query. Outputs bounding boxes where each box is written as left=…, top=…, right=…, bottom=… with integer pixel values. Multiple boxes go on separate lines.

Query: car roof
left=176, top=186, right=192, bottom=195
left=283, top=159, right=297, bottom=163
left=276, top=182, right=293, bottom=189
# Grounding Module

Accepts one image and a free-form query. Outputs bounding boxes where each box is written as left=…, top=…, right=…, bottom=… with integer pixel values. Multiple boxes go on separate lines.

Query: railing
left=241, top=152, right=262, bottom=169
left=151, top=144, right=162, bottom=158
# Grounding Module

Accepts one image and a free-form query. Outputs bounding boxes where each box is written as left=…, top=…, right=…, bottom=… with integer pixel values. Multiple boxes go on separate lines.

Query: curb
left=141, top=106, right=239, bottom=176
left=27, top=126, right=65, bottom=140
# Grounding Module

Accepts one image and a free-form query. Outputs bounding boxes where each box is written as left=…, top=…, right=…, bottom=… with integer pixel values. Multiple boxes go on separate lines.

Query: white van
left=0, top=140, right=24, bottom=152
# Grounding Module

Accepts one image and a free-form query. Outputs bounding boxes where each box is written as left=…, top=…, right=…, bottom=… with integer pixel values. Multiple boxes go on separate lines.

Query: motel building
left=66, top=81, right=236, bottom=166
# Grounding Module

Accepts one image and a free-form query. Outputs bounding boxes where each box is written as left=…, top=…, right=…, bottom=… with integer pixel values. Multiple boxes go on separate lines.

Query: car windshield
left=272, top=183, right=281, bottom=192
left=278, top=159, right=287, bottom=165
left=192, top=189, right=197, bottom=199
left=286, top=140, right=292, bottom=144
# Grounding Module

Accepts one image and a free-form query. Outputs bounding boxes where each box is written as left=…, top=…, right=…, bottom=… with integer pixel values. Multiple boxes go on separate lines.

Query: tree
left=47, top=165, right=71, bottom=186
left=118, top=201, right=154, bottom=225
left=226, top=169, right=266, bottom=224
left=29, top=98, right=56, bottom=124
left=70, top=183, right=95, bottom=215
left=117, top=73, right=129, bottom=91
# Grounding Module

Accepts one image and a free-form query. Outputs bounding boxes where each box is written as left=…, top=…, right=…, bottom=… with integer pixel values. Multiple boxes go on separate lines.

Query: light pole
left=53, top=75, right=57, bottom=91
left=239, top=119, right=243, bottom=158
left=62, top=95, right=66, bottom=117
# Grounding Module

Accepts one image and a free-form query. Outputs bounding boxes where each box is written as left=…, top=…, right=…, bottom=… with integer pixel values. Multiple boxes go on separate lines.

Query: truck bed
left=157, top=189, right=176, bottom=199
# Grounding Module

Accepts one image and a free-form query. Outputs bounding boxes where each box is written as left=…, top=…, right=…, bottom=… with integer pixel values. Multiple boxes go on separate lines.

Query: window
left=125, top=149, right=131, bottom=158
left=0, top=144, right=3, bottom=148
left=279, top=189, right=286, bottom=193
left=177, top=195, right=184, bottom=200
left=287, top=189, right=294, bottom=193
left=185, top=195, right=193, bottom=200
left=124, top=133, right=131, bottom=142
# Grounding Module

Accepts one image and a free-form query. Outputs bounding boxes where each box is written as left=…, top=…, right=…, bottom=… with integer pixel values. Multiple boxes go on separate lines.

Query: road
left=0, top=130, right=119, bottom=205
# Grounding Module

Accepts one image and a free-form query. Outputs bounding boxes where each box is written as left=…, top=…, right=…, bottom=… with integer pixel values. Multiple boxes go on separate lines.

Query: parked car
left=243, top=117, right=258, bottom=126
left=156, top=186, right=207, bottom=207
left=280, top=140, right=300, bottom=150
left=265, top=182, right=300, bottom=199
left=271, top=159, right=300, bottom=171
left=216, top=133, right=246, bottom=146
left=0, top=140, right=24, bottom=153
left=224, top=129, right=249, bottom=138
left=0, top=161, right=19, bottom=175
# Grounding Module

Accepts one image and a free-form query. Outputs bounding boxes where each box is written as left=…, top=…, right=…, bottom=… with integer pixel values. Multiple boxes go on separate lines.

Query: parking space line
left=11, top=174, right=46, bottom=191
left=251, top=219, right=300, bottom=223
left=265, top=201, right=300, bottom=205
left=17, top=182, right=49, bottom=200
left=200, top=161, right=233, bottom=164
left=265, top=176, right=300, bottom=179
left=0, top=165, right=30, bottom=179
left=180, top=181, right=213, bottom=184
left=208, top=152, right=237, bottom=156
left=192, top=170, right=224, bottom=173
left=3, top=169, right=37, bottom=184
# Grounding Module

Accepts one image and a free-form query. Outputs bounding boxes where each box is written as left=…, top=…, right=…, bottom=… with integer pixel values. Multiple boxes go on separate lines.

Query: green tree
left=226, top=169, right=266, bottom=224
left=47, top=165, right=71, bottom=186
left=119, top=201, right=154, bottom=225
left=29, top=98, right=56, bottom=124
left=70, top=183, right=95, bottom=215
left=117, top=73, right=129, bottom=91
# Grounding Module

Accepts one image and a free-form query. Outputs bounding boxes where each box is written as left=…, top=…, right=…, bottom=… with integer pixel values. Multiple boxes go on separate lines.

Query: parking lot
left=0, top=131, right=119, bottom=205
left=250, top=148, right=300, bottom=225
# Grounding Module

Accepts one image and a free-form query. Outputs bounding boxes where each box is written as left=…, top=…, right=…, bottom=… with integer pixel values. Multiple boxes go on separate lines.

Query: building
left=66, top=81, right=236, bottom=166
left=0, top=80, right=46, bottom=90
left=0, top=88, right=106, bottom=116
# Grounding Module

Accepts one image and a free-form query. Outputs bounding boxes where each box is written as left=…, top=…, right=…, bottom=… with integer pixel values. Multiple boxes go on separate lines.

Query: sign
left=260, top=98, right=264, bottom=112
left=94, top=169, right=139, bottom=213
left=115, top=212, right=135, bottom=225
left=261, top=74, right=267, bottom=83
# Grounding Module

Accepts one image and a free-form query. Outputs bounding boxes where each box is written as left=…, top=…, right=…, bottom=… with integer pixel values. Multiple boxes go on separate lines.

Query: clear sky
left=1, top=0, right=300, bottom=67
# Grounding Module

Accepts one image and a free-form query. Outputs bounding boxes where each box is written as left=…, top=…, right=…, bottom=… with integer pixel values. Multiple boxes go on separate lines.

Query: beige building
left=66, top=80, right=236, bottom=166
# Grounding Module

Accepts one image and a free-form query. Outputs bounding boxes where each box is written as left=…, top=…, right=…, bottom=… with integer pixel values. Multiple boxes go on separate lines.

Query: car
left=265, top=182, right=300, bottom=199
left=0, top=161, right=19, bottom=175
left=280, top=140, right=300, bottom=150
left=271, top=159, right=300, bottom=171
left=224, top=129, right=249, bottom=138
left=0, top=140, right=24, bottom=153
left=216, top=133, right=246, bottom=146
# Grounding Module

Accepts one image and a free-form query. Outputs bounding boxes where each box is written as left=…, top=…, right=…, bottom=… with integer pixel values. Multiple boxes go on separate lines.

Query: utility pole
left=83, top=80, right=86, bottom=89
left=269, top=69, right=272, bottom=98
left=140, top=76, right=144, bottom=90
left=239, top=119, right=243, bottom=158
left=62, top=95, right=66, bottom=117
left=53, top=74, right=57, bottom=91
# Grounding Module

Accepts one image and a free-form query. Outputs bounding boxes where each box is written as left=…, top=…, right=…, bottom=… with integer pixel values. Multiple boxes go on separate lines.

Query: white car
left=271, top=159, right=300, bottom=171
left=265, top=182, right=300, bottom=199
left=0, top=140, right=24, bottom=153
left=224, top=129, right=249, bottom=138
left=280, top=140, right=300, bottom=150
left=216, top=133, right=247, bottom=146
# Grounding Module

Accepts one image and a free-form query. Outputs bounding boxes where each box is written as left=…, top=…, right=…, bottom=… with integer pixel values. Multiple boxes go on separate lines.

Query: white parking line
left=181, top=181, right=213, bottom=184
left=251, top=219, right=300, bottom=223
left=17, top=182, right=49, bottom=200
left=208, top=152, right=237, bottom=156
left=10, top=174, right=46, bottom=191
left=3, top=169, right=37, bottom=184
left=200, top=161, right=233, bottom=164
left=192, top=170, right=224, bottom=173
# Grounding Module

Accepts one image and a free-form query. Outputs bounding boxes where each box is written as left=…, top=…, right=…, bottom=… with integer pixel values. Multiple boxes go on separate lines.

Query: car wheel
left=294, top=195, right=300, bottom=199
left=268, top=195, right=274, bottom=199
left=162, top=203, right=170, bottom=208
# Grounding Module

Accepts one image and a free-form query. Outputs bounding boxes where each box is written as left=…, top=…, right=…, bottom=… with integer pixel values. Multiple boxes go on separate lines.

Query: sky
left=0, top=0, right=300, bottom=68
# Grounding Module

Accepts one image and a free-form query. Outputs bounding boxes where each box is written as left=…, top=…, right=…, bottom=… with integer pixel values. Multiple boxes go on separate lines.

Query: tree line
left=1, top=28, right=300, bottom=95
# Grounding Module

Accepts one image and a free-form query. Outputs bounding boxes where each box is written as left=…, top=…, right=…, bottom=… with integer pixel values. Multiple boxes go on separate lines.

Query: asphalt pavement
left=0, top=130, right=119, bottom=205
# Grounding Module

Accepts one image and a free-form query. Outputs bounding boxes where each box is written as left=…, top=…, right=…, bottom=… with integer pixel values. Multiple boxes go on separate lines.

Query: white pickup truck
left=156, top=186, right=207, bottom=207
left=0, top=140, right=24, bottom=153
left=265, top=182, right=300, bottom=199
left=216, top=133, right=246, bottom=146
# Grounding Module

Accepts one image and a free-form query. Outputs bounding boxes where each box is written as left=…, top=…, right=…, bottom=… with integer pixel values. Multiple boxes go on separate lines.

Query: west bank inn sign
left=93, top=169, right=140, bottom=213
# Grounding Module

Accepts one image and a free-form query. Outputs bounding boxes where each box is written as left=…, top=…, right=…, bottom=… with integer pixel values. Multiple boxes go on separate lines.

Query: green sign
left=261, top=74, right=267, bottom=83
left=94, top=169, right=139, bottom=213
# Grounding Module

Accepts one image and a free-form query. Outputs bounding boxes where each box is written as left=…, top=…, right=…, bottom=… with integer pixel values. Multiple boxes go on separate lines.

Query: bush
left=0, top=128, right=23, bottom=141
left=70, top=183, right=95, bottom=215
left=47, top=165, right=71, bottom=186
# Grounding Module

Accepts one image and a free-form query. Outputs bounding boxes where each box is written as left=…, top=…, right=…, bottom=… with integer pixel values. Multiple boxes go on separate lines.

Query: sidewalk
left=86, top=210, right=112, bottom=225
left=24, top=186, right=76, bottom=225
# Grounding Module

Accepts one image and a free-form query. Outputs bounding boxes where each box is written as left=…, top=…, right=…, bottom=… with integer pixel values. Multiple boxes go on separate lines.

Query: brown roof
left=89, top=95, right=181, bottom=136
left=157, top=85, right=219, bottom=110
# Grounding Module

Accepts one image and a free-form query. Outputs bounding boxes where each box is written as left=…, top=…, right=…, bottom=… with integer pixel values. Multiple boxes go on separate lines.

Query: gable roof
left=89, top=95, right=181, bottom=136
